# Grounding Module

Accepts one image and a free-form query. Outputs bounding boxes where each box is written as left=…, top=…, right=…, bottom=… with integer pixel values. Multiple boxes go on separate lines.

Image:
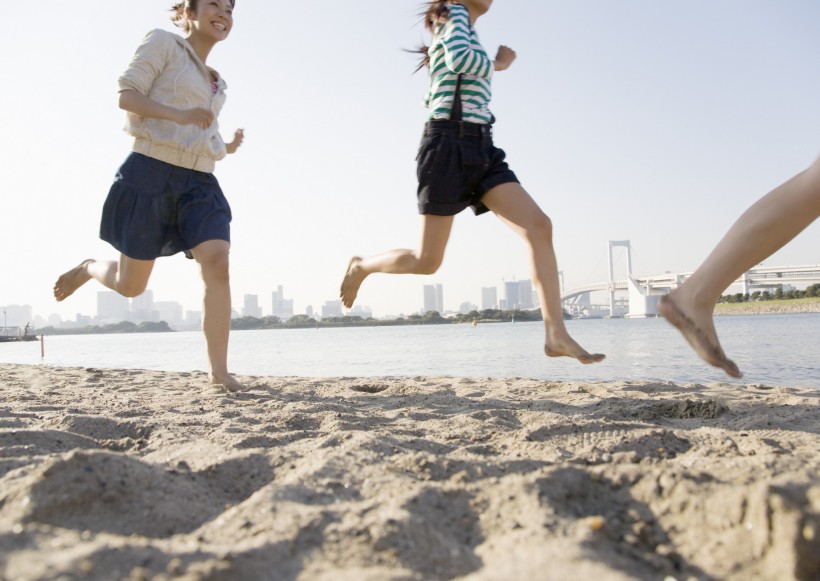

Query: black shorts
left=99, top=152, right=232, bottom=260
left=416, top=120, right=519, bottom=216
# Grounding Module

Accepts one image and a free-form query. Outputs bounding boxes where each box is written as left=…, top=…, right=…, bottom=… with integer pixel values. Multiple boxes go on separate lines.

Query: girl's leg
left=481, top=182, right=605, bottom=364
left=190, top=239, right=243, bottom=391
left=54, top=255, right=154, bottom=301
left=661, top=158, right=820, bottom=377
left=340, top=214, right=455, bottom=308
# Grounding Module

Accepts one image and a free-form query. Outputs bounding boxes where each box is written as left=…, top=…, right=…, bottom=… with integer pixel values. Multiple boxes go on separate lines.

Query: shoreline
left=0, top=363, right=817, bottom=580
left=715, top=298, right=820, bottom=316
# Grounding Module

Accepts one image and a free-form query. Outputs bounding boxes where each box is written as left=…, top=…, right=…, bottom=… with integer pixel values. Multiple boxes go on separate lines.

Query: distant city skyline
left=2, top=277, right=554, bottom=331
left=10, top=260, right=816, bottom=331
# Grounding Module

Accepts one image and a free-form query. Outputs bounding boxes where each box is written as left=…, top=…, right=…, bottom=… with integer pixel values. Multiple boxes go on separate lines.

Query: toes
left=721, top=358, right=742, bottom=378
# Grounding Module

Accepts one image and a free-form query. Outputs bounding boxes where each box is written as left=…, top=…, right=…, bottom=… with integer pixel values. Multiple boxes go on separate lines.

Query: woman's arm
left=119, top=89, right=214, bottom=129
left=225, top=128, right=244, bottom=154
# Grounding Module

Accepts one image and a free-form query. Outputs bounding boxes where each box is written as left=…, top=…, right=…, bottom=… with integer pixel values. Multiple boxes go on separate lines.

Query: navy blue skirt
left=100, top=152, right=231, bottom=260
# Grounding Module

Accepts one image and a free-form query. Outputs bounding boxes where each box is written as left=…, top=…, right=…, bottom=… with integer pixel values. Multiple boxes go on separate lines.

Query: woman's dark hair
left=171, top=1, right=236, bottom=33
left=412, top=1, right=452, bottom=72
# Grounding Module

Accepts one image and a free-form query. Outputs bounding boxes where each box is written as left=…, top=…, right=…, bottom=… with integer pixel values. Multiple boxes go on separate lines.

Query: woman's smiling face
left=187, top=0, right=234, bottom=41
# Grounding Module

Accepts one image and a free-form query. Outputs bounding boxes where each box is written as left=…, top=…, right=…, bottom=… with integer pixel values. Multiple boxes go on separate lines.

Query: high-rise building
left=423, top=285, right=437, bottom=314
left=349, top=305, right=373, bottom=319
left=322, top=300, right=343, bottom=318
left=129, top=290, right=157, bottom=323
left=423, top=284, right=444, bottom=314
left=154, top=301, right=183, bottom=327
left=271, top=285, right=294, bottom=319
left=518, top=279, right=534, bottom=309
left=242, top=294, right=262, bottom=318
left=504, top=281, right=520, bottom=310
left=97, top=291, right=129, bottom=322
left=459, top=301, right=477, bottom=314
left=186, top=310, right=202, bottom=328
left=481, top=286, right=497, bottom=310
left=131, top=290, right=154, bottom=313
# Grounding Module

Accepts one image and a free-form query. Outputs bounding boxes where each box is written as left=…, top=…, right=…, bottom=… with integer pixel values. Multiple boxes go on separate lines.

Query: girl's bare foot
left=544, top=328, right=606, bottom=364
left=54, top=259, right=96, bottom=301
left=340, top=256, right=365, bottom=308
left=659, top=294, right=741, bottom=378
left=209, top=373, right=247, bottom=393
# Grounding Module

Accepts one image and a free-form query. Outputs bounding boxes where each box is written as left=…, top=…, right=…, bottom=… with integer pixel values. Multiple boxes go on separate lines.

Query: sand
left=0, top=364, right=817, bottom=581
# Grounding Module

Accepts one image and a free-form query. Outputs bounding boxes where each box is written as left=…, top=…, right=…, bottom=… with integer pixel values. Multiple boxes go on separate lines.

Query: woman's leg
left=340, top=214, right=455, bottom=308
left=482, top=182, right=605, bottom=364
left=54, top=255, right=154, bottom=301
left=660, top=158, right=820, bottom=377
left=190, top=239, right=243, bottom=391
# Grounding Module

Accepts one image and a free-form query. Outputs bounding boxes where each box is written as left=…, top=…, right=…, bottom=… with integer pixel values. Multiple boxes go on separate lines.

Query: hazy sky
left=2, top=1, right=819, bottom=322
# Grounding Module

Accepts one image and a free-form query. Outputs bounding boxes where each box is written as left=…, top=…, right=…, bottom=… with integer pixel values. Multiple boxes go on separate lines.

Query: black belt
left=424, top=119, right=492, bottom=137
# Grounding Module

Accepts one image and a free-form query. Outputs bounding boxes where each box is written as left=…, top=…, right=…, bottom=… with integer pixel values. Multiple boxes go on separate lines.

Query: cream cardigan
left=118, top=29, right=228, bottom=173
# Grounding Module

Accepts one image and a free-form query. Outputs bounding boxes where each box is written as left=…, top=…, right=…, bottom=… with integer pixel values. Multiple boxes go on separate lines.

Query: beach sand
left=0, top=364, right=817, bottom=580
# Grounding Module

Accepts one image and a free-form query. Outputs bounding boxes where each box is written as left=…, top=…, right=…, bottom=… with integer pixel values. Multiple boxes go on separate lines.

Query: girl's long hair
left=412, top=1, right=452, bottom=72
left=170, top=0, right=236, bottom=33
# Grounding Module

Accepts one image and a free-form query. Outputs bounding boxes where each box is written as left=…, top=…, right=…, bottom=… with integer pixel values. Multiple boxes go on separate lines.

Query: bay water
left=0, top=314, right=817, bottom=388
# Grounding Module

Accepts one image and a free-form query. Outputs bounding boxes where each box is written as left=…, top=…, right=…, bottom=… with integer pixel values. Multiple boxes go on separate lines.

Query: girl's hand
left=226, top=128, right=244, bottom=154
left=493, top=45, right=517, bottom=71
left=176, top=107, right=215, bottom=129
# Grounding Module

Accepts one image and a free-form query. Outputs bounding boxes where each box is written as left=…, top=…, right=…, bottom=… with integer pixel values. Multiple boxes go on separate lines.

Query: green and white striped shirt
left=424, top=3, right=495, bottom=124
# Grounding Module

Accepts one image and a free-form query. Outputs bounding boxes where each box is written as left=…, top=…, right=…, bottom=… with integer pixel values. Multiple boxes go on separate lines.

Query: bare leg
left=190, top=240, right=244, bottom=391
left=340, top=215, right=454, bottom=308
left=661, top=158, right=820, bottom=377
left=482, top=182, right=605, bottom=364
left=54, top=255, right=154, bottom=301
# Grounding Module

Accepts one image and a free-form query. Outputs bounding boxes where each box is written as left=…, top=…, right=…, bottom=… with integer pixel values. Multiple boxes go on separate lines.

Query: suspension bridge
left=561, top=240, right=820, bottom=318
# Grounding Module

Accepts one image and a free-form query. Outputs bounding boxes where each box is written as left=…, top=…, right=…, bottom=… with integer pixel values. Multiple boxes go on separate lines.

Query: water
left=0, top=314, right=817, bottom=388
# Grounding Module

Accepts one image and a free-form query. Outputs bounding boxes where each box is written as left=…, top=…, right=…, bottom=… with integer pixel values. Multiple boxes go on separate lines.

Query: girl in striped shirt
left=341, top=1, right=604, bottom=365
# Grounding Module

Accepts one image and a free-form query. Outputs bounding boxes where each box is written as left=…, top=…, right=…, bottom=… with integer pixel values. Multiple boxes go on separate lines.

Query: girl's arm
left=493, top=45, right=517, bottom=72
left=119, top=89, right=214, bottom=129
left=441, top=5, right=494, bottom=77
left=225, top=128, right=244, bottom=154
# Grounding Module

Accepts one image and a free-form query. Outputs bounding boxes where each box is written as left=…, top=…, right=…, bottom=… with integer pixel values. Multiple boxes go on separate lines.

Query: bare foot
left=209, top=373, right=247, bottom=393
left=659, top=294, right=741, bottom=378
left=340, top=256, right=366, bottom=308
left=544, top=334, right=606, bottom=365
left=54, top=259, right=96, bottom=302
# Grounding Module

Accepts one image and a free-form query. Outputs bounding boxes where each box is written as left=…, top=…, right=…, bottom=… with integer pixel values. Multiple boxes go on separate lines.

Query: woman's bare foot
left=544, top=328, right=606, bottom=364
left=659, top=294, right=742, bottom=378
left=340, top=256, right=366, bottom=308
left=54, top=259, right=96, bottom=302
left=209, top=373, right=246, bottom=393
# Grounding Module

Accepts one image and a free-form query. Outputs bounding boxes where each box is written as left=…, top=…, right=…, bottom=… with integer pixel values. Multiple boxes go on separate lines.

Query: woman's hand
left=493, top=45, right=517, bottom=71
left=226, top=128, right=244, bottom=154
left=175, top=107, right=215, bottom=129
left=119, top=90, right=215, bottom=128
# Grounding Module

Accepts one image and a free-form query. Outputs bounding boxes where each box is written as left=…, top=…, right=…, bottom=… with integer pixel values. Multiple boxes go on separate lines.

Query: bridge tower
left=608, top=240, right=632, bottom=317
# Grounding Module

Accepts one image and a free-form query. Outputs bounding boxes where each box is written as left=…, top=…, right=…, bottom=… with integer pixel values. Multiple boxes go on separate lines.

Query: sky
left=2, top=1, right=820, bottom=323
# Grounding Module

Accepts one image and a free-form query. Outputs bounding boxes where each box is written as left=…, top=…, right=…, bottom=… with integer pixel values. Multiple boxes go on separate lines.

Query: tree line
left=230, top=308, right=561, bottom=331
left=38, top=321, right=173, bottom=335
left=719, top=283, right=820, bottom=304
